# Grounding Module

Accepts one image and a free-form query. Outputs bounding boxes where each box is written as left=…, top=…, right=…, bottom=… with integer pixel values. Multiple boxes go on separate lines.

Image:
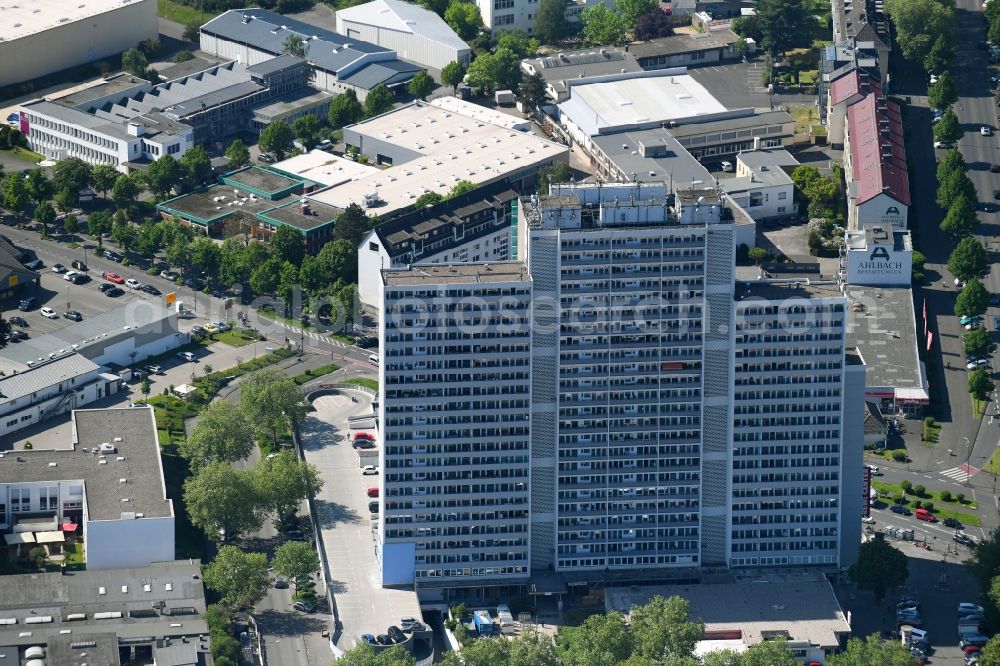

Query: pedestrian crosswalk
left=940, top=464, right=979, bottom=481
left=268, top=318, right=349, bottom=349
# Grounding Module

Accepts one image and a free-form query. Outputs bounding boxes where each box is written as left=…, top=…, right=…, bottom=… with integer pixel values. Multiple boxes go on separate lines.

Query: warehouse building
left=336, top=0, right=471, bottom=71
left=200, top=8, right=423, bottom=100
left=521, top=48, right=643, bottom=102
left=0, top=0, right=157, bottom=88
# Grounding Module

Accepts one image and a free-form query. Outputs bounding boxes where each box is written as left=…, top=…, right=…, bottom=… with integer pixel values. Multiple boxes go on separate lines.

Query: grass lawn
left=3, top=147, right=44, bottom=164
left=157, top=0, right=211, bottom=25
left=789, top=104, right=821, bottom=134
left=141, top=394, right=199, bottom=445
left=872, top=480, right=981, bottom=526
left=984, top=446, right=1000, bottom=475
left=923, top=418, right=941, bottom=443
left=346, top=377, right=378, bottom=391
left=63, top=542, right=85, bottom=565
left=213, top=329, right=262, bottom=347
left=973, top=396, right=988, bottom=418
left=292, top=363, right=339, bottom=385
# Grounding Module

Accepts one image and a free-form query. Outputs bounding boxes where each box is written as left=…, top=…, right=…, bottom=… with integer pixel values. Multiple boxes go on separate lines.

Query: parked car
left=51, top=264, right=66, bottom=273
left=102, top=271, right=124, bottom=284
left=967, top=358, right=989, bottom=370
left=956, top=532, right=977, bottom=546
left=387, top=626, right=405, bottom=643
left=354, top=432, right=376, bottom=441
left=39, top=307, right=58, bottom=319
left=160, top=270, right=179, bottom=281
left=18, top=297, right=36, bottom=311
left=71, top=260, right=88, bottom=271
left=890, top=504, right=911, bottom=515
left=203, top=323, right=221, bottom=335
left=146, top=365, right=163, bottom=375
left=8, top=330, right=28, bottom=342
left=960, top=315, right=981, bottom=326
left=362, top=465, right=378, bottom=475
left=959, top=603, right=985, bottom=614
left=867, top=465, right=881, bottom=475
left=367, top=487, right=379, bottom=498
left=934, top=141, right=954, bottom=149
left=23, top=259, right=43, bottom=270
left=140, top=283, right=161, bottom=295
left=191, top=325, right=206, bottom=337
left=362, top=634, right=377, bottom=645
left=103, top=249, right=123, bottom=262
left=258, top=153, right=276, bottom=163
left=274, top=577, right=288, bottom=589
left=63, top=310, right=82, bottom=321
left=104, top=286, right=124, bottom=297
left=376, top=635, right=392, bottom=645
left=125, top=278, right=141, bottom=289
left=9, top=316, right=27, bottom=327
left=293, top=601, right=316, bottom=613
left=982, top=126, right=994, bottom=136
left=944, top=517, right=963, bottom=528
left=368, top=501, right=379, bottom=514
left=353, top=439, right=375, bottom=449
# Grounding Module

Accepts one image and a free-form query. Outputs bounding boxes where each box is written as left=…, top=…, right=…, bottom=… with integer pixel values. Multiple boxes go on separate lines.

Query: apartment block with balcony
left=378, top=262, right=534, bottom=586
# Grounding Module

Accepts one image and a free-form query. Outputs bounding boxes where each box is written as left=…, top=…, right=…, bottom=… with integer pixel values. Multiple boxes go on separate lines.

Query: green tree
left=928, top=72, right=958, bottom=111
left=239, top=369, right=310, bottom=447
left=259, top=120, right=294, bottom=160
left=225, top=139, right=250, bottom=168
left=272, top=540, right=320, bottom=583
left=883, top=0, right=955, bottom=64
left=936, top=148, right=967, bottom=182
left=202, top=545, right=271, bottom=610
left=407, top=71, right=435, bottom=100
left=91, top=163, right=119, bottom=200
left=963, top=328, right=995, bottom=358
left=167, top=235, right=192, bottom=273
left=580, top=4, right=628, bottom=45
left=538, top=162, right=571, bottom=193
left=256, top=450, right=324, bottom=520
left=937, top=169, right=976, bottom=209
left=847, top=539, right=908, bottom=601
left=282, top=33, right=306, bottom=57
left=970, top=529, right=1000, bottom=593
left=364, top=84, right=395, bottom=118
left=250, top=255, right=282, bottom=294
left=827, top=634, right=921, bottom=666
left=445, top=0, right=482, bottom=40
left=934, top=108, right=962, bottom=145
left=184, top=20, right=202, bottom=42
left=292, top=115, right=323, bottom=151
left=748, top=246, right=769, bottom=265
left=317, top=237, right=358, bottom=284
left=924, top=35, right=954, bottom=77
left=62, top=213, right=79, bottom=238
left=446, top=180, right=476, bottom=199
left=635, top=8, right=674, bottom=40
left=112, top=220, right=138, bottom=257
left=87, top=209, right=112, bottom=249
left=949, top=237, right=989, bottom=282
left=25, top=169, right=51, bottom=206
left=122, top=47, right=149, bottom=78
left=629, top=595, right=703, bottom=661
left=339, top=644, right=416, bottom=666
left=444, top=631, right=557, bottom=666
left=2, top=174, right=28, bottom=224
left=741, top=639, right=799, bottom=666
left=173, top=50, right=195, bottom=63
left=182, top=146, right=212, bottom=187
left=466, top=47, right=521, bottom=93
left=52, top=157, right=92, bottom=205
left=189, top=235, right=221, bottom=275
left=940, top=193, right=978, bottom=237
left=183, top=462, right=265, bottom=541
left=271, top=225, right=306, bottom=266
left=180, top=401, right=255, bottom=469
left=518, top=71, right=547, bottom=112
left=556, top=613, right=633, bottom=666
left=111, top=174, right=140, bottom=210
left=336, top=282, right=357, bottom=331
left=616, top=0, right=657, bottom=27
left=276, top=260, right=300, bottom=308
left=328, top=90, right=364, bottom=128
left=971, top=366, right=995, bottom=399
left=414, top=191, right=443, bottom=208
left=497, top=29, right=539, bottom=57
left=754, top=0, right=817, bottom=55
left=145, top=155, right=182, bottom=199
left=333, top=203, right=372, bottom=245
left=441, top=60, right=468, bottom=94
left=979, top=636, right=1000, bottom=666
left=35, top=201, right=55, bottom=237
left=535, top=0, right=567, bottom=43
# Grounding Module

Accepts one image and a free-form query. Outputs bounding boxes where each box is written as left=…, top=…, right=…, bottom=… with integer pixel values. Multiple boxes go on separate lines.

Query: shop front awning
left=3, top=532, right=35, bottom=545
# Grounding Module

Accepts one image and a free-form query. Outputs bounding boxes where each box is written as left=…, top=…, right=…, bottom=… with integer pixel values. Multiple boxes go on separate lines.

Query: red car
left=367, top=487, right=379, bottom=498
left=102, top=271, right=124, bottom=284
left=354, top=432, right=376, bottom=441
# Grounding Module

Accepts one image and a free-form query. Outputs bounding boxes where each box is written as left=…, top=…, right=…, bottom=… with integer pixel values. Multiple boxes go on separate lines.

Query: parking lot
left=301, top=392, right=422, bottom=651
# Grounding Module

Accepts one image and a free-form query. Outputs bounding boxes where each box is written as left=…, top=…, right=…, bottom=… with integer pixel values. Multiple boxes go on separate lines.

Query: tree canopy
left=259, top=120, right=294, bottom=159
left=180, top=401, right=256, bottom=469
left=848, top=538, right=908, bottom=600
left=183, top=461, right=265, bottom=541
left=754, top=0, right=817, bottom=55
left=364, top=85, right=396, bottom=118
left=948, top=237, right=989, bottom=282
left=202, top=546, right=271, bottom=610
left=466, top=47, right=522, bottom=93
left=940, top=193, right=978, bottom=237
left=827, top=634, right=923, bottom=666
left=282, top=33, right=306, bottom=57
left=534, top=0, right=567, bottom=44
left=445, top=0, right=482, bottom=40
left=884, top=0, right=955, bottom=64
left=272, top=540, right=320, bottom=583
left=441, top=61, right=468, bottom=94
left=238, top=368, right=309, bottom=446
left=580, top=4, right=628, bottom=45
left=971, top=366, right=995, bottom=399
left=255, top=449, right=323, bottom=520
left=635, top=8, right=673, bottom=40
left=329, top=90, right=364, bottom=128
left=956, top=278, right=990, bottom=318
left=934, top=108, right=962, bottom=145
left=225, top=139, right=250, bottom=168
left=963, top=327, right=995, bottom=358
left=928, top=72, right=958, bottom=110
left=408, top=71, right=435, bottom=100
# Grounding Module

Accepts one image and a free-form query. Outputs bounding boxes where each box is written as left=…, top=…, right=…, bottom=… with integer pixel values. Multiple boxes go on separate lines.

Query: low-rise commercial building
left=0, top=560, right=207, bottom=662
left=0, top=0, right=157, bottom=89
left=336, top=0, right=471, bottom=70
left=629, top=29, right=743, bottom=71
left=521, top=48, right=642, bottom=102
left=0, top=406, right=174, bottom=570
left=719, top=148, right=798, bottom=222
left=200, top=8, right=423, bottom=101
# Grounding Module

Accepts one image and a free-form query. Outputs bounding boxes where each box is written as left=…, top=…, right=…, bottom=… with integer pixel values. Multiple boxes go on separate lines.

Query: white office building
left=377, top=182, right=864, bottom=588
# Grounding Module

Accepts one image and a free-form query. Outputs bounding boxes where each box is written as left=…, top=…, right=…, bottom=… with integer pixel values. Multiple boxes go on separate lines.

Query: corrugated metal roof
left=0, top=353, right=99, bottom=405
left=336, top=0, right=469, bottom=52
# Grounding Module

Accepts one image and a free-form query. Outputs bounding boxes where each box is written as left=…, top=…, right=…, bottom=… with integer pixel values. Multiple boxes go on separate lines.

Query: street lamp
left=963, top=437, right=971, bottom=484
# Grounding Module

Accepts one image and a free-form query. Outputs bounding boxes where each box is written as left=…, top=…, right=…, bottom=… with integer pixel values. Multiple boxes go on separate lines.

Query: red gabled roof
left=847, top=92, right=910, bottom=206
left=830, top=69, right=880, bottom=106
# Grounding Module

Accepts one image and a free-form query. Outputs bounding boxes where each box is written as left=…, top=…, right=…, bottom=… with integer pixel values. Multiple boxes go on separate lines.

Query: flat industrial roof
left=605, top=575, right=850, bottom=650
left=558, top=71, right=727, bottom=136
left=259, top=198, right=343, bottom=232
left=222, top=166, right=302, bottom=195
left=844, top=283, right=925, bottom=395
left=158, top=183, right=277, bottom=224
left=590, top=129, right=712, bottom=185
left=0, top=354, right=100, bottom=407
left=0, top=406, right=172, bottom=521
left=313, top=101, right=567, bottom=215
left=382, top=261, right=530, bottom=287
left=428, top=96, right=531, bottom=131
left=0, top=560, right=206, bottom=648
left=271, top=150, right=380, bottom=187
left=0, top=0, right=148, bottom=42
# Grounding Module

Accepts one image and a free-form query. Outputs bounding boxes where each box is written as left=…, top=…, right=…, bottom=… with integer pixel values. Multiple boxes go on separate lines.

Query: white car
left=125, top=278, right=141, bottom=289
left=40, top=307, right=58, bottom=319
left=967, top=358, right=990, bottom=370
left=362, top=465, right=378, bottom=475
left=983, top=126, right=994, bottom=136
left=51, top=264, right=66, bottom=273
left=929, top=74, right=939, bottom=84
left=959, top=603, right=985, bottom=614
left=867, top=465, right=882, bottom=476
left=934, top=141, right=954, bottom=149
left=862, top=516, right=876, bottom=524
left=63, top=270, right=79, bottom=281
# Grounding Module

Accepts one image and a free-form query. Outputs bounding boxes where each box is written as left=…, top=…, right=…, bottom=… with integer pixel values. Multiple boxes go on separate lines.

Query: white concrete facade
left=475, top=0, right=601, bottom=34
left=0, top=0, right=157, bottom=88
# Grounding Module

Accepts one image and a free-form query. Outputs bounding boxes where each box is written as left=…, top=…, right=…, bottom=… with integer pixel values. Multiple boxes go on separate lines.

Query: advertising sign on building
left=845, top=237, right=912, bottom=286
